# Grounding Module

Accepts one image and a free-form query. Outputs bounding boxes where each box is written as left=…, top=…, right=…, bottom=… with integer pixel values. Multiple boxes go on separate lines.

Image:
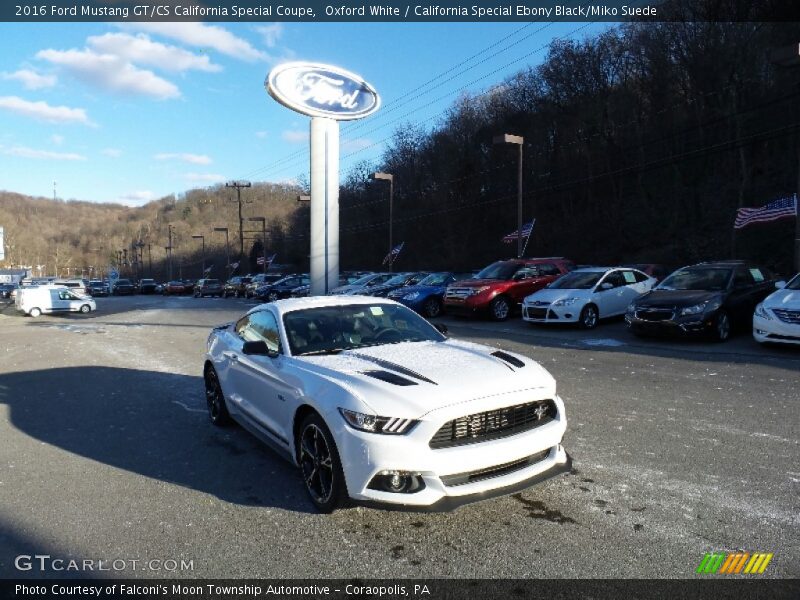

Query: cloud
left=102, top=148, right=122, bottom=157
left=185, top=172, right=225, bottom=183
left=282, top=129, right=309, bottom=143
left=1, top=69, right=57, bottom=90
left=37, top=48, right=180, bottom=100
left=50, top=134, right=65, bottom=146
left=254, top=24, right=283, bottom=48
left=155, top=152, right=212, bottom=165
left=255, top=131, right=269, bottom=139
left=87, top=33, right=222, bottom=73
left=116, top=190, right=155, bottom=206
left=1, top=145, right=86, bottom=161
left=127, top=23, right=268, bottom=62
left=0, top=96, right=91, bottom=125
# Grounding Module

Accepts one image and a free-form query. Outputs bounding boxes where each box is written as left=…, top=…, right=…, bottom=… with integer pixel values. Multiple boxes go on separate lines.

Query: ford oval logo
left=266, top=62, right=380, bottom=121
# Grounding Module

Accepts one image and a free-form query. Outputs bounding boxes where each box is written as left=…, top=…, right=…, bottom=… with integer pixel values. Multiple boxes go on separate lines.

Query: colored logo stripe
left=697, top=552, right=773, bottom=574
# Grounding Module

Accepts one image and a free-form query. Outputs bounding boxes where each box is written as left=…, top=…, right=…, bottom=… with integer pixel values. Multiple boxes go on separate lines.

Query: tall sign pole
left=267, top=62, right=380, bottom=296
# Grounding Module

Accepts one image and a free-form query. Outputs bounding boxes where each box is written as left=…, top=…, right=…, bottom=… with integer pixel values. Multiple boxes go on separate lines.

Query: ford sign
left=267, top=62, right=380, bottom=121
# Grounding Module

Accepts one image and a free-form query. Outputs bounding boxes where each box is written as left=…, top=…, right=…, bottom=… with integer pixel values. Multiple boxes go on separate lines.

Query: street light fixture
left=248, top=217, right=267, bottom=273
left=192, top=234, right=206, bottom=278
left=214, top=227, right=230, bottom=278
left=493, top=134, right=525, bottom=258
left=371, top=172, right=395, bottom=271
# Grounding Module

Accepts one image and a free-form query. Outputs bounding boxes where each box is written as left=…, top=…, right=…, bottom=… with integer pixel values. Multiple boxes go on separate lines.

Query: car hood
left=329, top=284, right=363, bottom=295
left=763, top=288, right=800, bottom=310
left=450, top=278, right=506, bottom=288
left=293, top=339, right=555, bottom=418
left=524, top=288, right=592, bottom=304
left=389, top=284, right=443, bottom=297
left=635, top=289, right=723, bottom=308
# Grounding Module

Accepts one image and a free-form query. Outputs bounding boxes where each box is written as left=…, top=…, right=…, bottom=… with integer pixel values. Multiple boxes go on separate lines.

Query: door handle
left=223, top=351, right=239, bottom=362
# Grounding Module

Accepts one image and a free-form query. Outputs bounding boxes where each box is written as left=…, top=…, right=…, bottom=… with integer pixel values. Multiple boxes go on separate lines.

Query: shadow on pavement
left=0, top=367, right=316, bottom=515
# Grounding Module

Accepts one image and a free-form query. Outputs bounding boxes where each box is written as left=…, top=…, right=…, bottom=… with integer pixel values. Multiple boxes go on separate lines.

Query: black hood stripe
left=349, top=353, right=438, bottom=385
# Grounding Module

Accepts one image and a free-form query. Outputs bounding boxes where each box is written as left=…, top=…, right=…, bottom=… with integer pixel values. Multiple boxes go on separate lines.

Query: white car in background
left=522, top=267, right=656, bottom=329
left=204, top=296, right=570, bottom=512
left=753, top=274, right=800, bottom=345
left=15, top=284, right=96, bottom=317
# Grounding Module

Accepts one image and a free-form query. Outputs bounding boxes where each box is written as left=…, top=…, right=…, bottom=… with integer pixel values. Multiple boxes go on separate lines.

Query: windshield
left=418, top=272, right=452, bottom=286
left=350, top=273, right=379, bottom=286
left=117, top=279, right=131, bottom=285
left=658, top=268, right=732, bottom=291
left=548, top=271, right=604, bottom=290
left=284, top=303, right=445, bottom=356
left=475, top=261, right=520, bottom=280
left=383, top=273, right=412, bottom=286
left=786, top=274, right=800, bottom=290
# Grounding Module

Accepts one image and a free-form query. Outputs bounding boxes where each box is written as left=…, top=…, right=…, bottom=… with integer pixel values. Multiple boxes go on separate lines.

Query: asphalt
left=0, top=295, right=797, bottom=579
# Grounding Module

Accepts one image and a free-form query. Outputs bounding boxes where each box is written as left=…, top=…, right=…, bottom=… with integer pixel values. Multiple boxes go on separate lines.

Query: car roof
left=247, top=295, right=401, bottom=318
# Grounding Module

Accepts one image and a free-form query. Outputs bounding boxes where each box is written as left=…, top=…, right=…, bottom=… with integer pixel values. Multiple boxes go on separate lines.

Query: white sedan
left=522, top=267, right=656, bottom=329
left=204, top=296, right=570, bottom=512
left=753, top=274, right=800, bottom=346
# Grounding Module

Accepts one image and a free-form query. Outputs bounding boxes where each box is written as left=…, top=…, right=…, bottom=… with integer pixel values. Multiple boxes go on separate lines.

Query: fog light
left=367, top=470, right=425, bottom=494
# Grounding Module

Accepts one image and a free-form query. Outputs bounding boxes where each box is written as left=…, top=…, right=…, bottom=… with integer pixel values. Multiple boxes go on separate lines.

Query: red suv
left=444, top=258, right=575, bottom=320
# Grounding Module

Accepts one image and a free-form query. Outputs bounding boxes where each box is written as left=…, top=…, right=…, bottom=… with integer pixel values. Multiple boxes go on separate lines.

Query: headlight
left=754, top=304, right=772, bottom=320
left=338, top=408, right=418, bottom=435
left=680, top=301, right=719, bottom=316
left=552, top=297, right=579, bottom=307
left=625, top=303, right=635, bottom=315
left=468, top=286, right=490, bottom=296
left=403, top=291, right=420, bottom=300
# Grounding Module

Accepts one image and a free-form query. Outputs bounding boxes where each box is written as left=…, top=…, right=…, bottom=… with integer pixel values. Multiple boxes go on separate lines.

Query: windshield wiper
left=298, top=348, right=348, bottom=356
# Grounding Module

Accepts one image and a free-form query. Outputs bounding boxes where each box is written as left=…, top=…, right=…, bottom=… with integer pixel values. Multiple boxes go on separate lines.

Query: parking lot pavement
left=0, top=295, right=797, bottom=579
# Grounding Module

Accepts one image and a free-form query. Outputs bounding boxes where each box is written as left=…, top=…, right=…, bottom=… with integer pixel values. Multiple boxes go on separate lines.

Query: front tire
left=579, top=304, right=599, bottom=329
left=423, top=297, right=442, bottom=318
left=489, top=296, right=511, bottom=321
left=29, top=307, right=41, bottom=318
left=297, top=413, right=347, bottom=513
left=204, top=366, right=231, bottom=426
left=79, top=304, right=91, bottom=314
left=713, top=310, right=731, bottom=342
left=267, top=291, right=279, bottom=302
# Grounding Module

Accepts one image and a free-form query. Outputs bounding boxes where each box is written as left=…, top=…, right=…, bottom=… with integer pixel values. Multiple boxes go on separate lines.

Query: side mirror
left=433, top=323, right=448, bottom=336
left=775, top=281, right=786, bottom=289
left=242, top=340, right=278, bottom=358
left=599, top=282, right=613, bottom=291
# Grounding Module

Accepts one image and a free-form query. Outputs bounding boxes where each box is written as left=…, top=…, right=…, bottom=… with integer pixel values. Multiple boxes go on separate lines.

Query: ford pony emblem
left=267, top=62, right=380, bottom=121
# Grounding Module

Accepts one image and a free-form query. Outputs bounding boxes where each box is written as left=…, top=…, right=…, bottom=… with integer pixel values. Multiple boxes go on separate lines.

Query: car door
left=727, top=267, right=758, bottom=324
left=616, top=270, right=650, bottom=314
left=225, top=310, right=295, bottom=447
left=51, top=289, right=70, bottom=312
left=593, top=270, right=629, bottom=316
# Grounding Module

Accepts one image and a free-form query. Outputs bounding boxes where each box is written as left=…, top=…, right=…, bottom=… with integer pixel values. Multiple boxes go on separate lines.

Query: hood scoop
left=349, top=353, right=437, bottom=385
left=491, top=350, right=525, bottom=369
left=361, top=370, right=418, bottom=386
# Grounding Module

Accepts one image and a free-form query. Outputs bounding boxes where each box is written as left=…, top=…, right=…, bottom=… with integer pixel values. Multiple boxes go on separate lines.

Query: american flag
left=502, top=220, right=535, bottom=243
left=734, top=195, right=797, bottom=229
left=382, top=242, right=405, bottom=266
left=257, top=253, right=277, bottom=266
left=229, top=261, right=240, bottom=270
left=203, top=265, right=213, bottom=276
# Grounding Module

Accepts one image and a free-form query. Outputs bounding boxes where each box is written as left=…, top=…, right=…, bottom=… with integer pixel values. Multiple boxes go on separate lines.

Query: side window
left=733, top=268, right=751, bottom=288
left=242, top=311, right=281, bottom=353
left=632, top=270, right=649, bottom=283
left=621, top=270, right=639, bottom=285
left=538, top=264, right=561, bottom=277
left=602, top=272, right=626, bottom=288
left=235, top=316, right=250, bottom=338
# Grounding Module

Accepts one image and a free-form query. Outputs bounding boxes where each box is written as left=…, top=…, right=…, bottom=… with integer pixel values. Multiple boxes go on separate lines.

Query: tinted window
left=602, top=271, right=627, bottom=288
left=786, top=274, right=800, bottom=290
left=283, top=303, right=444, bottom=356
left=538, top=263, right=561, bottom=276
left=632, top=270, right=649, bottom=283
left=658, top=268, right=732, bottom=291
left=475, top=261, right=520, bottom=280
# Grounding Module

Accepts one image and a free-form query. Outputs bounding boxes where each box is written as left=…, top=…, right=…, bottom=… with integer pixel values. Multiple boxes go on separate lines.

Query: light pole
left=214, top=227, right=230, bottom=279
left=371, top=172, right=394, bottom=271
left=134, top=241, right=145, bottom=281
left=770, top=43, right=800, bottom=271
left=192, top=234, right=206, bottom=278
left=494, top=133, right=525, bottom=258
left=248, top=217, right=267, bottom=274
left=167, top=224, right=175, bottom=281
left=226, top=180, right=252, bottom=260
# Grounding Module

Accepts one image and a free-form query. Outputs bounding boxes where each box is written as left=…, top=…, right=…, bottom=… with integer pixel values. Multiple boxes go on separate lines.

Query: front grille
left=773, top=309, right=800, bottom=324
left=441, top=449, right=551, bottom=487
left=635, top=307, right=674, bottom=322
left=430, top=400, right=557, bottom=449
left=525, top=307, right=548, bottom=319
left=445, top=287, right=474, bottom=300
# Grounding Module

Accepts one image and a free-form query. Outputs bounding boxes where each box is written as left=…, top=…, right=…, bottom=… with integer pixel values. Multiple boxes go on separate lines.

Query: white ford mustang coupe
left=204, top=296, right=570, bottom=512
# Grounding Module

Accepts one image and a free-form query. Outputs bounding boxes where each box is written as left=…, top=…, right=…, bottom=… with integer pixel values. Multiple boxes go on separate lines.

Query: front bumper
left=753, top=314, right=800, bottom=345
left=333, top=393, right=568, bottom=510
left=625, top=312, right=715, bottom=336
left=522, top=303, right=581, bottom=323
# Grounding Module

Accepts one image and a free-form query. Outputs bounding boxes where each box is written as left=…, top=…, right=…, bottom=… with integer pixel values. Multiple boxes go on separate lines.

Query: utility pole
left=371, top=173, right=395, bottom=272
left=494, top=134, right=525, bottom=258
left=167, top=224, right=175, bottom=280
left=226, top=180, right=252, bottom=260
left=248, top=217, right=267, bottom=274
left=147, top=244, right=152, bottom=278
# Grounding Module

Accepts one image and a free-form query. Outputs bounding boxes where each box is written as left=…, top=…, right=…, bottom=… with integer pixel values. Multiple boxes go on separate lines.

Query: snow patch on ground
left=580, top=338, right=625, bottom=347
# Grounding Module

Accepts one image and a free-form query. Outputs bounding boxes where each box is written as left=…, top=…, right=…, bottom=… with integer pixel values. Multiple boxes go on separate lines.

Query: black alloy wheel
left=204, top=366, right=231, bottom=426
left=298, top=414, right=346, bottom=513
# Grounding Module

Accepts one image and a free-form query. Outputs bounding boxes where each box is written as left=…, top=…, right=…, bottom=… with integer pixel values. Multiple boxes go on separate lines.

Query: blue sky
left=0, top=21, right=608, bottom=205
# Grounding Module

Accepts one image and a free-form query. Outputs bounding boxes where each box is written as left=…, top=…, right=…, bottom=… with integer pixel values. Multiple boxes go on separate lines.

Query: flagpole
left=521, top=218, right=535, bottom=257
